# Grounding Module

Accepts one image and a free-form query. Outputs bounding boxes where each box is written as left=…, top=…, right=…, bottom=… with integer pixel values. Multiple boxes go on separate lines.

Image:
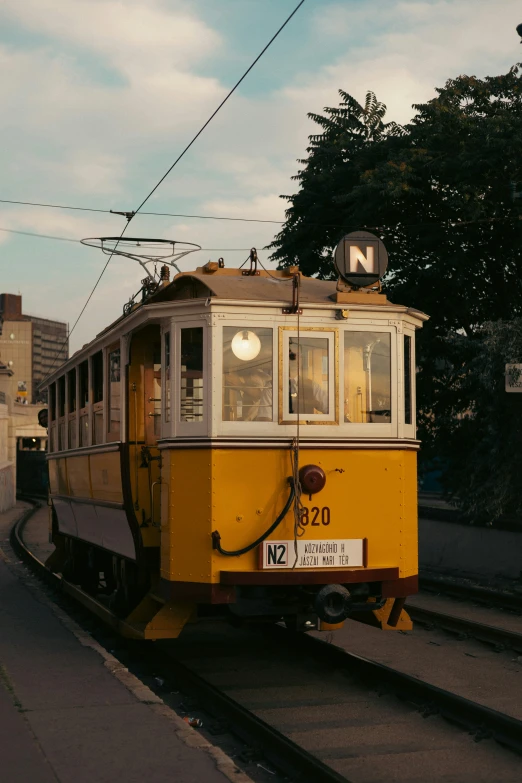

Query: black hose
left=211, top=478, right=295, bottom=557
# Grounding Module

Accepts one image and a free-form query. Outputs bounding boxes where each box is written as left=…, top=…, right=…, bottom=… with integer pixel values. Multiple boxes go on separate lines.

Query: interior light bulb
left=231, top=330, right=261, bottom=361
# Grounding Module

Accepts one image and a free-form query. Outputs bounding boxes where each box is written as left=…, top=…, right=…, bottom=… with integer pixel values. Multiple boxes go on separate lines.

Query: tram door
left=128, top=325, right=162, bottom=532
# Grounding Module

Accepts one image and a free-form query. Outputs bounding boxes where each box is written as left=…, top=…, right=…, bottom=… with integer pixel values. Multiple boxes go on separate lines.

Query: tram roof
left=151, top=267, right=397, bottom=307
left=43, top=266, right=428, bottom=385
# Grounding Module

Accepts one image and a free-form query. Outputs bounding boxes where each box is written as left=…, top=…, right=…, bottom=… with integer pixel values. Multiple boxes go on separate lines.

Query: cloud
left=1, top=0, right=520, bottom=352
left=1, top=0, right=221, bottom=74
left=287, top=0, right=522, bottom=125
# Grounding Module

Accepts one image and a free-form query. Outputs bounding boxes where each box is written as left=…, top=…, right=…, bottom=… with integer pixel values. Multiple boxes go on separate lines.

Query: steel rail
left=408, top=604, right=522, bottom=653
left=268, top=626, right=522, bottom=756
left=11, top=508, right=522, bottom=767
left=420, top=574, right=522, bottom=612
left=9, top=506, right=351, bottom=783
left=156, top=647, right=350, bottom=783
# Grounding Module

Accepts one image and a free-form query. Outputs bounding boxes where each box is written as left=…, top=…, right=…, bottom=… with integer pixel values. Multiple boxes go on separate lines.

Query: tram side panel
left=160, top=448, right=213, bottom=586
left=49, top=449, right=137, bottom=561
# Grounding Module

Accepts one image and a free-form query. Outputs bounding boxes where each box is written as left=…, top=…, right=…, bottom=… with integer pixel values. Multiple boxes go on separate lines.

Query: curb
left=1, top=505, right=254, bottom=783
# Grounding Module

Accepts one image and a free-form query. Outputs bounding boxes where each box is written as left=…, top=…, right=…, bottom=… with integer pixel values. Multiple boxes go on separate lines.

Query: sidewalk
left=0, top=503, right=246, bottom=783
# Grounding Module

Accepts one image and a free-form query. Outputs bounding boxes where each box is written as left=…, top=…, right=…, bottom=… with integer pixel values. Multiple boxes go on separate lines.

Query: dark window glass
left=164, top=333, right=170, bottom=422
left=58, top=376, right=65, bottom=417
left=404, top=335, right=412, bottom=425
left=108, top=348, right=121, bottom=438
left=180, top=328, right=203, bottom=422
left=68, top=369, right=76, bottom=413
left=49, top=383, right=56, bottom=422
left=79, top=361, right=89, bottom=408
left=92, top=351, right=103, bottom=404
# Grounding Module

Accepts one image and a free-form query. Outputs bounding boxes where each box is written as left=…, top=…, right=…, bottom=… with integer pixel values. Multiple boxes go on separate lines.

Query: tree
left=270, top=65, right=522, bottom=516
left=269, top=89, right=404, bottom=278
left=436, top=321, right=522, bottom=522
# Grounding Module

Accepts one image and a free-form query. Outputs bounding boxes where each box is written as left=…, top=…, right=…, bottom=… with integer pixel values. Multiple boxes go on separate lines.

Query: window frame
left=67, top=367, right=78, bottom=451
left=106, top=341, right=122, bottom=443
left=175, top=321, right=208, bottom=437
left=340, top=322, right=398, bottom=438
left=278, top=326, right=339, bottom=425
left=48, top=382, right=57, bottom=452
left=401, top=327, right=416, bottom=439
left=162, top=326, right=172, bottom=432
left=57, top=374, right=66, bottom=451
left=220, top=323, right=276, bottom=427
left=78, top=358, right=90, bottom=448
left=90, top=349, right=104, bottom=445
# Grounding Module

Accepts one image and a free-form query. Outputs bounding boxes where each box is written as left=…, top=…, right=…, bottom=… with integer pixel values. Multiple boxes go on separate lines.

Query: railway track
left=9, top=504, right=522, bottom=783
left=407, top=603, right=522, bottom=653
left=420, top=573, right=522, bottom=612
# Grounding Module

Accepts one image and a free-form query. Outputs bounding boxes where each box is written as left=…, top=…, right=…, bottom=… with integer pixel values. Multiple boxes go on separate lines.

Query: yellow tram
left=43, top=233, right=427, bottom=639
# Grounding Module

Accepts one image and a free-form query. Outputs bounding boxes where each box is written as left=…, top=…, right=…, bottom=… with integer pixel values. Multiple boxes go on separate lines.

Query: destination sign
left=261, top=538, right=364, bottom=569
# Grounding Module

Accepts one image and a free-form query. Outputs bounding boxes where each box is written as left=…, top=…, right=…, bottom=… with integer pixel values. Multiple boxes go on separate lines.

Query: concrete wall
left=0, top=320, right=33, bottom=403
left=419, top=517, right=522, bottom=581
left=0, top=402, right=15, bottom=512
left=0, top=395, right=45, bottom=511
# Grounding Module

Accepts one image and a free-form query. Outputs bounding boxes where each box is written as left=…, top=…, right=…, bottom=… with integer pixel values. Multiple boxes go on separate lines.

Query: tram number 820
left=301, top=507, right=331, bottom=526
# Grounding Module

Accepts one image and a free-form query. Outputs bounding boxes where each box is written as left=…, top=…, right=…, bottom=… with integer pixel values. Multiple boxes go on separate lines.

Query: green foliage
left=436, top=321, right=522, bottom=522
left=269, top=89, right=404, bottom=278
left=270, top=65, right=522, bottom=519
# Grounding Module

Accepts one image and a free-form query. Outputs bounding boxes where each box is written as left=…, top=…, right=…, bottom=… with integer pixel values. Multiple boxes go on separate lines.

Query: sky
left=0, top=0, right=521, bottom=353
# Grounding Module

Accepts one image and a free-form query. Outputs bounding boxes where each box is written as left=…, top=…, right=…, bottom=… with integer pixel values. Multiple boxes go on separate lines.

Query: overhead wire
left=1, top=196, right=520, bottom=230
left=0, top=197, right=286, bottom=223
left=131, top=0, right=306, bottom=216
left=0, top=226, right=253, bottom=250
left=37, top=0, right=307, bottom=384
left=0, top=198, right=108, bottom=214
left=0, top=227, right=80, bottom=244
left=53, top=222, right=129, bottom=375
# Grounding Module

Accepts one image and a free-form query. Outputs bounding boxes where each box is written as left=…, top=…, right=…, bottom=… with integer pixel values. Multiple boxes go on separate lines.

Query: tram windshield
left=344, top=331, right=391, bottom=423
left=288, top=336, right=329, bottom=416
left=222, top=327, right=273, bottom=421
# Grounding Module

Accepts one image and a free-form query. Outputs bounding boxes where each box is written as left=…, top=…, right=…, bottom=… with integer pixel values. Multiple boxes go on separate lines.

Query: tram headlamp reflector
left=231, top=330, right=261, bottom=361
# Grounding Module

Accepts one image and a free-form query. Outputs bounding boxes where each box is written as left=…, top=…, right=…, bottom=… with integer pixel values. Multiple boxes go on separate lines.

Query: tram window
left=79, top=360, right=89, bottom=447
left=92, top=351, right=103, bottom=404
left=286, top=336, right=329, bottom=417
left=79, top=413, right=89, bottom=446
left=344, top=332, right=391, bottom=423
left=222, top=327, right=273, bottom=422
left=108, top=347, right=121, bottom=439
left=151, top=341, right=162, bottom=437
left=79, top=361, right=89, bottom=408
left=68, top=369, right=76, bottom=413
left=58, top=376, right=66, bottom=450
left=68, top=369, right=77, bottom=449
left=49, top=383, right=56, bottom=422
left=49, top=383, right=57, bottom=451
left=180, top=328, right=203, bottom=422
left=164, top=333, right=170, bottom=423
left=58, top=376, right=65, bottom=417
left=92, top=351, right=104, bottom=444
left=404, top=335, right=412, bottom=425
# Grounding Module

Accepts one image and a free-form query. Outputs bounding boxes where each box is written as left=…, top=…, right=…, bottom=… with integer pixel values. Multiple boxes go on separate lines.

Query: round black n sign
left=333, top=231, right=388, bottom=288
